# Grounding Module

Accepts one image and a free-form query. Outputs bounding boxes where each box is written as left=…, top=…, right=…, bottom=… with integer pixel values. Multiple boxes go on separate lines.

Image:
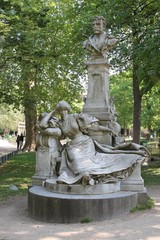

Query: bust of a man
left=83, top=16, right=117, bottom=58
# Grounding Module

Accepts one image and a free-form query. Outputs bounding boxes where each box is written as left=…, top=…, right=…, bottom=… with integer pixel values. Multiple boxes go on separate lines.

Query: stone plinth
left=28, top=186, right=138, bottom=223
left=121, top=163, right=144, bottom=192
left=82, top=58, right=118, bottom=145
left=45, top=179, right=120, bottom=194
left=83, top=58, right=111, bottom=124
left=32, top=175, right=47, bottom=186
left=34, top=148, right=51, bottom=178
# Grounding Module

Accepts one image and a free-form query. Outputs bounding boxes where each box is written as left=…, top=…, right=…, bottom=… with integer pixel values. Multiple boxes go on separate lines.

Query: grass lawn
left=0, top=151, right=160, bottom=202
left=0, top=152, right=35, bottom=201
left=142, top=158, right=160, bottom=185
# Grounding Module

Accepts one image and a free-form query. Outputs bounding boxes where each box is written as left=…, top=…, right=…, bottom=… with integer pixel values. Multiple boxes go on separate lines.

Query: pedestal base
left=45, top=178, right=120, bottom=194
left=120, top=163, right=144, bottom=192
left=28, top=186, right=138, bottom=223
left=32, top=175, right=48, bottom=186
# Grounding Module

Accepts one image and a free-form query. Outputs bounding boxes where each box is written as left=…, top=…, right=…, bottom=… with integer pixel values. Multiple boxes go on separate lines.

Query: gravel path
left=0, top=186, right=160, bottom=240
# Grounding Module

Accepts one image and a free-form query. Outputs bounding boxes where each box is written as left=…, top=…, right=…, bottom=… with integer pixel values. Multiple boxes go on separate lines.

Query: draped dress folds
left=57, top=114, right=148, bottom=184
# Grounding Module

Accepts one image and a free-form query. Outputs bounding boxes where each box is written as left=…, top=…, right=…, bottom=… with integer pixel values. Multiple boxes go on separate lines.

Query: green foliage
left=110, top=70, right=133, bottom=129
left=141, top=85, right=160, bottom=131
left=88, top=0, right=160, bottom=142
left=80, top=217, right=92, bottom=224
left=0, top=152, right=35, bottom=201
left=0, top=104, right=24, bottom=131
left=110, top=71, right=160, bottom=132
left=130, top=196, right=154, bottom=213
left=1, top=0, right=159, bottom=144
left=142, top=160, right=160, bottom=185
left=0, top=0, right=85, bottom=113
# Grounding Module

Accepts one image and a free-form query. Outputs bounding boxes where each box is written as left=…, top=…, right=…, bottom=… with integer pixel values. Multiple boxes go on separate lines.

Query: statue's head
left=56, top=100, right=72, bottom=113
left=92, top=16, right=106, bottom=34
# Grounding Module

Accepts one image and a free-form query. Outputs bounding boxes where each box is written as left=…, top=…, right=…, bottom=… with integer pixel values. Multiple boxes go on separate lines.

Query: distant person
left=19, top=133, right=24, bottom=149
left=16, top=135, right=20, bottom=149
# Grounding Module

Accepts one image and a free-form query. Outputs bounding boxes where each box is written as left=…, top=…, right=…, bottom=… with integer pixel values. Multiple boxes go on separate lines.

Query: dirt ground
left=0, top=186, right=160, bottom=240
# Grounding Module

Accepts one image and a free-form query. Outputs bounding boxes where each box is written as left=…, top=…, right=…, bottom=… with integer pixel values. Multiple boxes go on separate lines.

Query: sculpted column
left=83, top=16, right=119, bottom=145
left=83, top=58, right=111, bottom=122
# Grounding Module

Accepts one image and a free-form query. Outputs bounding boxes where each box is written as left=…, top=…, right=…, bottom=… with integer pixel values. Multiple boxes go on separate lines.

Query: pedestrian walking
left=19, top=133, right=24, bottom=149
left=16, top=135, right=20, bottom=149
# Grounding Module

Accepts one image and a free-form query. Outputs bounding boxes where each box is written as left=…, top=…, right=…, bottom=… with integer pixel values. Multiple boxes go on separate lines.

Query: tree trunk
left=132, top=63, right=142, bottom=144
left=23, top=102, right=37, bottom=152
left=22, top=73, right=37, bottom=152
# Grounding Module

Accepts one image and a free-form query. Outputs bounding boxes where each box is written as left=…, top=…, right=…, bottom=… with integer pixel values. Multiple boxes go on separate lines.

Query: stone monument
left=28, top=16, right=149, bottom=223
left=83, top=16, right=118, bottom=145
left=32, top=111, right=62, bottom=185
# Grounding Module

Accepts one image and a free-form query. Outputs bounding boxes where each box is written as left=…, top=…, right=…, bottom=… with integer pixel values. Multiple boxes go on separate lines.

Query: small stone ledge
left=45, top=178, right=121, bottom=194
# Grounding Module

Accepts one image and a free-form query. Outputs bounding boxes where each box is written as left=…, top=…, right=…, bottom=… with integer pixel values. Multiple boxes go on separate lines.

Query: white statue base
left=45, top=178, right=120, bottom=194
left=83, top=58, right=111, bottom=124
left=121, top=163, right=144, bottom=192
left=32, top=175, right=48, bottom=186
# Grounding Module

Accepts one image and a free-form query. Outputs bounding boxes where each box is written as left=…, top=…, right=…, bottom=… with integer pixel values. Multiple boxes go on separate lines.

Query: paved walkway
left=0, top=139, right=160, bottom=239
left=0, top=185, right=160, bottom=240
left=0, top=139, right=17, bottom=157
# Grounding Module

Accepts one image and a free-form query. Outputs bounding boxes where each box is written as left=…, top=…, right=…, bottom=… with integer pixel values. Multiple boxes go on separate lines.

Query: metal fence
left=145, top=138, right=160, bottom=156
left=0, top=150, right=18, bottom=164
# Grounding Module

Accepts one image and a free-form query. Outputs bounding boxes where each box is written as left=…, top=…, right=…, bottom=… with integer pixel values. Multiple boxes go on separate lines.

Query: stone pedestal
left=83, top=58, right=114, bottom=145
left=28, top=16, right=148, bottom=224
left=32, top=176, right=47, bottom=186
left=45, top=178, right=120, bottom=194
left=120, top=163, right=144, bottom=192
left=32, top=148, right=51, bottom=185
left=28, top=186, right=138, bottom=223
left=83, top=58, right=111, bottom=124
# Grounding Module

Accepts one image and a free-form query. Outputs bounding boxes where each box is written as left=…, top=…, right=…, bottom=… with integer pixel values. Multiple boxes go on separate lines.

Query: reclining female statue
left=50, top=100, right=149, bottom=185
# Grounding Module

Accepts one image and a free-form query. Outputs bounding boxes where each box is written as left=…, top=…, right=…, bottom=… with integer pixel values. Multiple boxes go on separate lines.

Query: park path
left=0, top=185, right=160, bottom=240
left=0, top=138, right=160, bottom=240
left=0, top=139, right=17, bottom=157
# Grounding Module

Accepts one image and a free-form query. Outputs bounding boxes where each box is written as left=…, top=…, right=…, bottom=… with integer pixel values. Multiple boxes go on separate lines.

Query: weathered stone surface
left=121, top=163, right=145, bottom=192
left=28, top=186, right=138, bottom=223
left=82, top=17, right=119, bottom=145
left=45, top=179, right=121, bottom=194
left=28, top=16, right=149, bottom=224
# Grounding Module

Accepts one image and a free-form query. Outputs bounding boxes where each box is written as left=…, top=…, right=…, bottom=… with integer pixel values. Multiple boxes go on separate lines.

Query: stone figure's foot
left=82, top=173, right=90, bottom=185
left=82, top=172, right=95, bottom=186
left=89, top=178, right=95, bottom=186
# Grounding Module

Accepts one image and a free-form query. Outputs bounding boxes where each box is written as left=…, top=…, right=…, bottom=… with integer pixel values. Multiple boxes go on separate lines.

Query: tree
left=0, top=0, right=86, bottom=151
left=1, top=0, right=159, bottom=148
left=110, top=71, right=160, bottom=138
left=0, top=104, right=24, bottom=133
left=65, top=0, right=160, bottom=143
left=141, top=84, right=160, bottom=134
left=110, top=71, right=133, bottom=134
left=92, top=0, right=160, bottom=143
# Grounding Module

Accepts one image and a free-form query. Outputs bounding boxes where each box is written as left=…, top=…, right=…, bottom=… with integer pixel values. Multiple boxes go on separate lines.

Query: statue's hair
left=93, top=16, right=106, bottom=28
left=56, top=100, right=72, bottom=112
